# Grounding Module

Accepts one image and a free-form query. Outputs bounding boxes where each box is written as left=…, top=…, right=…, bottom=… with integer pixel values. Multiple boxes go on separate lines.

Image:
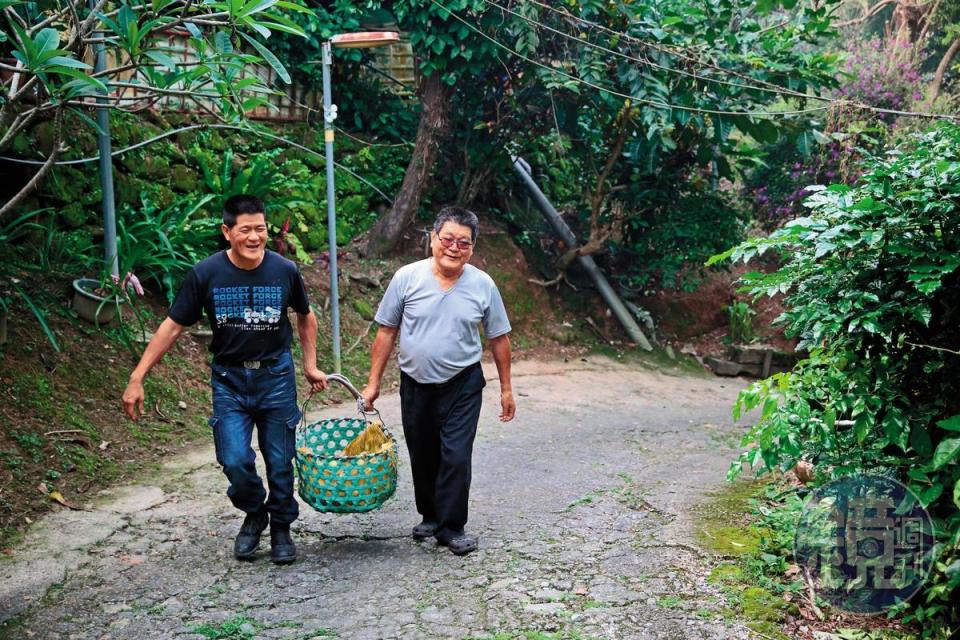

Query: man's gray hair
left=433, top=206, right=479, bottom=242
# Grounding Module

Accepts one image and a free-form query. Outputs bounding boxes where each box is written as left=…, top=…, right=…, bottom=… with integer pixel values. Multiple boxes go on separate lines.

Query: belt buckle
left=243, top=360, right=260, bottom=369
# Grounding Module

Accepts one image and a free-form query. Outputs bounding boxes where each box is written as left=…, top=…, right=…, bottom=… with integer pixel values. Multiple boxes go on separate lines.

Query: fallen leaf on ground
left=49, top=491, right=84, bottom=510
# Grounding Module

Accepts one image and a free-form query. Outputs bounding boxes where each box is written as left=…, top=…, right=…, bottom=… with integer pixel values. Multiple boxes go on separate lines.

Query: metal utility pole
left=321, top=41, right=342, bottom=373
left=90, top=0, right=118, bottom=278
left=512, top=157, right=652, bottom=351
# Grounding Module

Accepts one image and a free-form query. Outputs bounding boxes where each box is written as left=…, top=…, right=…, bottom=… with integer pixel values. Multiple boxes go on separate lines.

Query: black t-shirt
left=168, top=250, right=310, bottom=362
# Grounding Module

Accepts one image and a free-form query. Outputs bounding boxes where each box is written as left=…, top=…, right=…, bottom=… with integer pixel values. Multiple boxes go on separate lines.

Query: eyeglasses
left=438, top=235, right=473, bottom=251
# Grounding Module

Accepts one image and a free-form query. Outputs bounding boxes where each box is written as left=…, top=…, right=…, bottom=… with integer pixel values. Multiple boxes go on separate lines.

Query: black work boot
left=234, top=506, right=269, bottom=560
left=270, top=522, right=296, bottom=564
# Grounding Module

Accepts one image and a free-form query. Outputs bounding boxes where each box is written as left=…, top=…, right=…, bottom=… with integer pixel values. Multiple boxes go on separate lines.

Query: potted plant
left=72, top=272, right=144, bottom=326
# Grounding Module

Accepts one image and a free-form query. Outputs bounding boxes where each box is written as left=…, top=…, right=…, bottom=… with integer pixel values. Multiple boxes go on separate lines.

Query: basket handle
left=326, top=373, right=385, bottom=425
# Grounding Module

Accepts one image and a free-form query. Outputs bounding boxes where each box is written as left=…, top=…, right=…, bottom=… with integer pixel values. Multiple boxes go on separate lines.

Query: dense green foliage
left=267, top=1, right=419, bottom=140
left=0, top=0, right=308, bottom=161
left=116, top=195, right=221, bottom=304
left=715, top=123, right=960, bottom=634
left=426, top=0, right=839, bottom=290
left=3, top=118, right=406, bottom=324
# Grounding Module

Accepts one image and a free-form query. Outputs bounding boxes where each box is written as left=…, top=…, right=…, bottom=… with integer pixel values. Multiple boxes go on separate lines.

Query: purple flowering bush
left=744, top=39, right=923, bottom=230
left=835, top=39, right=923, bottom=117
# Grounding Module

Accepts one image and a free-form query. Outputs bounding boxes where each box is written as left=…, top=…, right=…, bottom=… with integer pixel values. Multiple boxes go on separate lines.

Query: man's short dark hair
left=223, top=195, right=266, bottom=228
left=433, top=206, right=479, bottom=242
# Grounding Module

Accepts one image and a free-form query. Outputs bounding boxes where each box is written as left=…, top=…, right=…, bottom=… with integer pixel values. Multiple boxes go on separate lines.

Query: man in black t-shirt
left=122, top=195, right=328, bottom=565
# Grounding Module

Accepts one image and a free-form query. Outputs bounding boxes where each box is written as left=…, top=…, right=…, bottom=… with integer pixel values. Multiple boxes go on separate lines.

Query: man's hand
left=360, top=383, right=380, bottom=411
left=121, top=317, right=184, bottom=422
left=305, top=367, right=329, bottom=393
left=499, top=390, right=516, bottom=422
left=122, top=379, right=146, bottom=421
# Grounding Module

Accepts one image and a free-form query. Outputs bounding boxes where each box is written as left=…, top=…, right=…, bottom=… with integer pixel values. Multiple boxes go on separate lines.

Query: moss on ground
left=696, top=478, right=796, bottom=639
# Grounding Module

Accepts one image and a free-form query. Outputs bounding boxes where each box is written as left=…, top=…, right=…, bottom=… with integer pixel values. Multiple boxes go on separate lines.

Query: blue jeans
left=209, top=351, right=302, bottom=524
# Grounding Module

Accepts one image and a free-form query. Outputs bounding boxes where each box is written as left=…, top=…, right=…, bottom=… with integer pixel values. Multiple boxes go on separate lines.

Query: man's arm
left=490, top=334, right=515, bottom=422
left=361, top=324, right=399, bottom=410
left=122, top=317, right=186, bottom=421
left=296, top=309, right=328, bottom=393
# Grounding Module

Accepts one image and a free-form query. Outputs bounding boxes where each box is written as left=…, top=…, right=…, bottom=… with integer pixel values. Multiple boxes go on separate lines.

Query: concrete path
left=0, top=357, right=757, bottom=639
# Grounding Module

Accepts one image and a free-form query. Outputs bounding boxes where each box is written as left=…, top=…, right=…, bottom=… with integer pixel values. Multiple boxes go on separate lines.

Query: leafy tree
left=438, top=0, right=840, bottom=287
left=356, top=0, right=525, bottom=256
left=282, top=0, right=839, bottom=264
left=0, top=0, right=310, bottom=217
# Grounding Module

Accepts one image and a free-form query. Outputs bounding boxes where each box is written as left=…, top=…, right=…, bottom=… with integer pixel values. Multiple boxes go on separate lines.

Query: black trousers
left=399, top=362, right=486, bottom=539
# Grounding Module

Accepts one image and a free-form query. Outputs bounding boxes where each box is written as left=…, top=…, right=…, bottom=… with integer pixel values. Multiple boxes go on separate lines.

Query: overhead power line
left=522, top=0, right=823, bottom=98
left=434, top=0, right=959, bottom=122
left=430, top=0, right=831, bottom=118
left=480, top=0, right=831, bottom=103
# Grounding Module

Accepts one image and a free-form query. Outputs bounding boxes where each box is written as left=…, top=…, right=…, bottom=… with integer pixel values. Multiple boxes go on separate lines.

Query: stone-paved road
left=0, top=357, right=758, bottom=640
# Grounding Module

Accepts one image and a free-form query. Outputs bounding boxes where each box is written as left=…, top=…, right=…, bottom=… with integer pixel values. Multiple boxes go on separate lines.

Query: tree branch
left=835, top=0, right=898, bottom=28
left=528, top=274, right=579, bottom=291
left=187, top=94, right=228, bottom=123
left=926, top=36, right=959, bottom=106
left=81, top=0, right=112, bottom=36
left=0, top=108, right=39, bottom=151
left=107, top=81, right=221, bottom=99
left=8, top=75, right=39, bottom=108
left=589, top=120, right=629, bottom=228
left=28, top=0, right=84, bottom=35
left=4, top=6, right=28, bottom=32
left=916, top=0, right=942, bottom=45
left=905, top=340, right=960, bottom=356
left=0, top=109, right=64, bottom=219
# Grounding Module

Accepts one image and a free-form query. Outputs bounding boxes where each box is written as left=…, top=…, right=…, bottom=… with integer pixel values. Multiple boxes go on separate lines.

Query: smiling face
left=431, top=221, right=475, bottom=275
left=222, top=212, right=268, bottom=266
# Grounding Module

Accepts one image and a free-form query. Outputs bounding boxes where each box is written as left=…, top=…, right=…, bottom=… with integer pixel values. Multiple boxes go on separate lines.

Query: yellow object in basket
left=342, top=421, right=390, bottom=456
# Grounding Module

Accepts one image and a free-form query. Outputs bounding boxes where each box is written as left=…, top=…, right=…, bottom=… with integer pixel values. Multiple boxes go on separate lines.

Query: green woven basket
left=294, top=375, right=399, bottom=514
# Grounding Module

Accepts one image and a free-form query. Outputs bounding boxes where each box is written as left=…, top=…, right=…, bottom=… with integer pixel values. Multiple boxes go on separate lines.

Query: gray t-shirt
left=375, top=258, right=512, bottom=383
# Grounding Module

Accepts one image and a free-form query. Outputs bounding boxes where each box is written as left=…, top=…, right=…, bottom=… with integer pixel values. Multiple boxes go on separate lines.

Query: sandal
left=412, top=520, right=439, bottom=540
left=436, top=532, right=478, bottom=556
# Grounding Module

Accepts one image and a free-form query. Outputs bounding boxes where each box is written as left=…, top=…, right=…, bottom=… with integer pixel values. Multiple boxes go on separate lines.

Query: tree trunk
left=456, top=165, right=492, bottom=206
left=927, top=37, right=960, bottom=107
left=361, top=72, right=452, bottom=257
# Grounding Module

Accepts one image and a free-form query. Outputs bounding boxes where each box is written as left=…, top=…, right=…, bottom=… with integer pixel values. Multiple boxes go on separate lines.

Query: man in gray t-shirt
left=362, top=206, right=515, bottom=555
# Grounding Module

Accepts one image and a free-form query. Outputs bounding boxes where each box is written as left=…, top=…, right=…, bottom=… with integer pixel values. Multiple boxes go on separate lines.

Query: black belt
left=213, top=357, right=280, bottom=369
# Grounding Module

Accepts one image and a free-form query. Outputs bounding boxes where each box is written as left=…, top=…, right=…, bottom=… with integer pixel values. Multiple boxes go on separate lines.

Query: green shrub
left=713, top=122, right=960, bottom=635
left=618, top=188, right=748, bottom=292
left=185, top=139, right=405, bottom=258
left=727, top=302, right=756, bottom=345
left=115, top=194, right=221, bottom=304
